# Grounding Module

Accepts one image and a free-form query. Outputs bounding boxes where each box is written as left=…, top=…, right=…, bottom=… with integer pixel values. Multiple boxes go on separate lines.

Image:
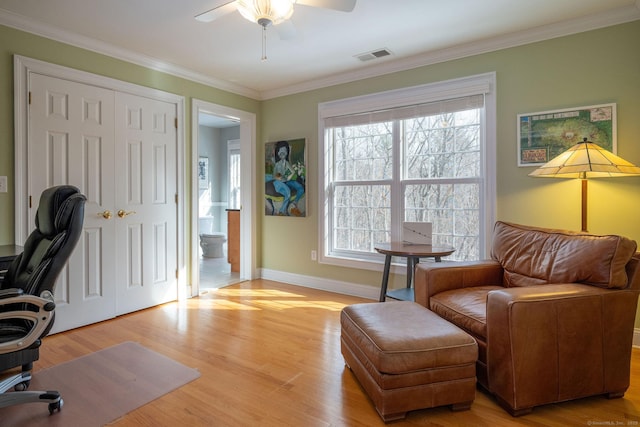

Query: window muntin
left=404, top=110, right=481, bottom=179
left=333, top=184, right=391, bottom=253
left=334, top=122, right=393, bottom=181
left=404, top=183, right=480, bottom=260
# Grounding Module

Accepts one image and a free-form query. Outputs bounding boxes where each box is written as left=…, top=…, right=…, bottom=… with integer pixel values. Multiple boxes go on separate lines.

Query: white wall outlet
left=311, top=250, right=317, bottom=261
left=0, top=176, right=7, bottom=193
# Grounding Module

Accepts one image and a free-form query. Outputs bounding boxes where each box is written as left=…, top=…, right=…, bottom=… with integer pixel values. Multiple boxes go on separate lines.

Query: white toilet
left=199, top=216, right=227, bottom=258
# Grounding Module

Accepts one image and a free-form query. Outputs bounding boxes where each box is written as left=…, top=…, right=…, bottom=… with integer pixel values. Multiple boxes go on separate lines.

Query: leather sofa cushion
left=430, top=286, right=502, bottom=339
left=491, top=221, right=637, bottom=289
left=340, top=301, right=477, bottom=375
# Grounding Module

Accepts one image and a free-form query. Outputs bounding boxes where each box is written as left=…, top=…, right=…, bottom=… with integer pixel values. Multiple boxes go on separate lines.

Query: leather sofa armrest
left=626, top=252, right=640, bottom=291
left=414, top=260, right=503, bottom=309
left=486, top=283, right=640, bottom=414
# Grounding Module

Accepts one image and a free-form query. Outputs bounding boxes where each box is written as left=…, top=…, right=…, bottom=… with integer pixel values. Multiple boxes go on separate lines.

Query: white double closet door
left=29, top=73, right=177, bottom=333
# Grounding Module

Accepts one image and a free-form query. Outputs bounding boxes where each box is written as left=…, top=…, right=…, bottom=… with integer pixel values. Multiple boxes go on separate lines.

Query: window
left=318, top=73, right=496, bottom=268
left=228, top=140, right=241, bottom=210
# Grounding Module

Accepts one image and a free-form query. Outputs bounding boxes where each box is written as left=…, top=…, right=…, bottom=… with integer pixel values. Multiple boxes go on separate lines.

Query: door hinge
left=28, top=92, right=32, bottom=105
left=174, top=117, right=178, bottom=129
left=29, top=195, right=32, bottom=208
left=175, top=193, right=178, bottom=204
left=175, top=269, right=179, bottom=279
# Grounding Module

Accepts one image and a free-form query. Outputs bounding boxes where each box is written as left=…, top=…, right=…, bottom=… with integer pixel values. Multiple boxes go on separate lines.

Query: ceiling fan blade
left=295, top=0, right=356, bottom=12
left=275, top=19, right=297, bottom=40
left=195, top=1, right=238, bottom=23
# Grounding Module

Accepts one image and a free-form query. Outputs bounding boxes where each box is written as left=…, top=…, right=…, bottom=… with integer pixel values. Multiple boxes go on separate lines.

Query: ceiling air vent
left=355, top=48, right=392, bottom=62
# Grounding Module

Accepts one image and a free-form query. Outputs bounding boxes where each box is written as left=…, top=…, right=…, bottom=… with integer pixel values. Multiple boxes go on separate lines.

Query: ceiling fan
left=195, top=0, right=357, bottom=60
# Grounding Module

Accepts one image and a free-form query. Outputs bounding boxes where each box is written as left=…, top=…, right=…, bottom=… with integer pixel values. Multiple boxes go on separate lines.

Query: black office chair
left=0, top=185, right=86, bottom=413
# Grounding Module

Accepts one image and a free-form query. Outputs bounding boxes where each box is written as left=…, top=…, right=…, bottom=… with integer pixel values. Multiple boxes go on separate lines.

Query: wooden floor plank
left=32, top=279, right=640, bottom=426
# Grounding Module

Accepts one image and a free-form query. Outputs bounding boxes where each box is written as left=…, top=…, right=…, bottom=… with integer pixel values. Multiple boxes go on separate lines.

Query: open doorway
left=197, top=113, right=240, bottom=290
left=191, top=100, right=256, bottom=297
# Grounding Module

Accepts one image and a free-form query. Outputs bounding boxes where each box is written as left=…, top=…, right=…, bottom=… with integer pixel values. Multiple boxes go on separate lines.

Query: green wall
left=260, top=21, right=640, bottom=323
left=0, top=24, right=260, bottom=255
left=1, top=21, right=639, bottom=326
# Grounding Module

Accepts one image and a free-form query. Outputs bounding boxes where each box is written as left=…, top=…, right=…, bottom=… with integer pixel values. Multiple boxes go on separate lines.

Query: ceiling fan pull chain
left=261, top=25, right=268, bottom=61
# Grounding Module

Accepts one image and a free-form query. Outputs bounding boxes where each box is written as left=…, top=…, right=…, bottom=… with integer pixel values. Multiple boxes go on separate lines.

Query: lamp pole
left=580, top=175, right=588, bottom=232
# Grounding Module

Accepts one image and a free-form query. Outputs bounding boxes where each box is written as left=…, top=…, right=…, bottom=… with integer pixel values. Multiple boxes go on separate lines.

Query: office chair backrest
left=2, top=185, right=86, bottom=297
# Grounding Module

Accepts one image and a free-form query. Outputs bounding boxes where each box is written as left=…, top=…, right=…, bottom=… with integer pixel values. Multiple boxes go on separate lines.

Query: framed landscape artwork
left=517, top=103, right=616, bottom=166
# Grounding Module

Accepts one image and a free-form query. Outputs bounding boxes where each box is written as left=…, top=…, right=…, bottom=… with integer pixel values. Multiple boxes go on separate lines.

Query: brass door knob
left=99, top=210, right=112, bottom=219
left=117, top=209, right=136, bottom=218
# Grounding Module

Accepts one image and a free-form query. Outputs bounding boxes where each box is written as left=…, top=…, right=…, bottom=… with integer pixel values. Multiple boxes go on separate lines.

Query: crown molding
left=260, top=4, right=640, bottom=99
left=1, top=5, right=638, bottom=101
left=0, top=8, right=260, bottom=100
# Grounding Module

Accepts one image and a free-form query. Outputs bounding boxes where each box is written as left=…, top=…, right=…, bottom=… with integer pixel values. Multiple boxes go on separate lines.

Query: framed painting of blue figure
left=265, top=138, right=306, bottom=217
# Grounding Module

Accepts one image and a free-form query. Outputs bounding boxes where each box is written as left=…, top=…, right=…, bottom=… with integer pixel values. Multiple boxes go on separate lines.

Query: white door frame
left=13, top=55, right=187, bottom=299
left=191, top=99, right=256, bottom=296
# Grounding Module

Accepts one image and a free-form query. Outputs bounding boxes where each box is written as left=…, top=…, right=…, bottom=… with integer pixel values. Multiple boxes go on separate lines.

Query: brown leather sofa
left=414, top=221, right=640, bottom=416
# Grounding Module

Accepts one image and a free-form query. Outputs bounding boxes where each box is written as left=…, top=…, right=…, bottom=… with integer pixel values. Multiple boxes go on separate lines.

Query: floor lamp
left=529, top=138, right=640, bottom=232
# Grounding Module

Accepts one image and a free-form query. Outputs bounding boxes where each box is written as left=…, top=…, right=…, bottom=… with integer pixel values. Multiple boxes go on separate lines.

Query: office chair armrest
left=0, top=290, right=56, bottom=355
left=0, top=288, right=24, bottom=299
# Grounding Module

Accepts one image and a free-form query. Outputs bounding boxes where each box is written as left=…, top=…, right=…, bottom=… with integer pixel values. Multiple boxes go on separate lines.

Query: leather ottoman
left=340, top=301, right=478, bottom=422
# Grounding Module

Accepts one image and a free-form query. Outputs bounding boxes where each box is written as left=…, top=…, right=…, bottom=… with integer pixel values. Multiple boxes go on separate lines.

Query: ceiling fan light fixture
left=236, top=0, right=295, bottom=27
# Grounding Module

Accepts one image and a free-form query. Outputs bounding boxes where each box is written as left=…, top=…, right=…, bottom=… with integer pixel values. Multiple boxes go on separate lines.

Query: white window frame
left=317, top=72, right=496, bottom=271
left=227, top=139, right=241, bottom=210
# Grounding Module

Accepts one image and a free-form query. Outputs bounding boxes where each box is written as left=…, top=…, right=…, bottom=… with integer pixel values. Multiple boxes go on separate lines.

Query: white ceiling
left=1, top=0, right=639, bottom=100
left=199, top=112, right=239, bottom=128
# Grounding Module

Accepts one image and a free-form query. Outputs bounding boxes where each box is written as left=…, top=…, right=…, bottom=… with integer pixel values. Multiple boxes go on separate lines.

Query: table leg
left=406, top=257, right=415, bottom=289
left=379, top=254, right=392, bottom=302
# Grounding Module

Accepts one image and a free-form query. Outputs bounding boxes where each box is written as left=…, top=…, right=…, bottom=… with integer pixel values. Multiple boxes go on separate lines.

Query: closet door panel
left=114, top=92, right=178, bottom=315
left=29, top=73, right=117, bottom=332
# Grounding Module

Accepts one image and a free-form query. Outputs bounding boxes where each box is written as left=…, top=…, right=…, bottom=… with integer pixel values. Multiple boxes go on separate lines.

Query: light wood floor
left=37, top=279, right=640, bottom=426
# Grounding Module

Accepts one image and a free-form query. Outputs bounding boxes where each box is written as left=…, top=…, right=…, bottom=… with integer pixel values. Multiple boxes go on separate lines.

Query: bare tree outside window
left=332, top=122, right=393, bottom=253
left=327, top=106, right=482, bottom=261
left=403, top=109, right=481, bottom=260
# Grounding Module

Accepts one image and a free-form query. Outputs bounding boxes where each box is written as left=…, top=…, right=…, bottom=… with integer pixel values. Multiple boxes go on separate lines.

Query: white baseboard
left=259, top=268, right=379, bottom=301
left=259, top=268, right=640, bottom=349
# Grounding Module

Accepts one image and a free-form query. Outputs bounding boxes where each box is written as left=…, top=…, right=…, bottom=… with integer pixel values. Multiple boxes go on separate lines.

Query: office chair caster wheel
left=14, top=380, right=30, bottom=391
left=49, top=398, right=63, bottom=414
